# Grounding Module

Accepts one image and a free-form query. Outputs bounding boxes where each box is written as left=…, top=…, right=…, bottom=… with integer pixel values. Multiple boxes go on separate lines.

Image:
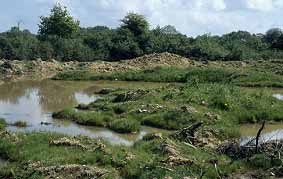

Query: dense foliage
left=1, top=5, right=283, bottom=61
left=38, top=4, right=80, bottom=39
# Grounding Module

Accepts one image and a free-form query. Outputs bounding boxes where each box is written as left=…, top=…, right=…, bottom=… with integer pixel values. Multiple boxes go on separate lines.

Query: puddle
left=273, top=94, right=283, bottom=100
left=0, top=80, right=167, bottom=145
left=240, top=123, right=283, bottom=145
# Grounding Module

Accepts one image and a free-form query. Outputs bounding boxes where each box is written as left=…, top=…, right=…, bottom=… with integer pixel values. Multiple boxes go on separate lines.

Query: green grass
left=0, top=118, right=6, bottom=130
left=53, top=66, right=283, bottom=88
left=2, top=81, right=282, bottom=178
left=53, top=67, right=235, bottom=83
left=0, top=132, right=250, bottom=179
left=52, top=108, right=113, bottom=127
left=109, top=118, right=140, bottom=133
left=142, top=111, right=199, bottom=130
left=2, top=61, right=283, bottom=178
left=52, top=108, right=141, bottom=133
left=52, top=82, right=283, bottom=139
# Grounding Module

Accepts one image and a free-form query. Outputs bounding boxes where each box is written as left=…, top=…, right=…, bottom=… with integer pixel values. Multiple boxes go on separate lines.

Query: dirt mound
left=88, top=61, right=136, bottom=73
left=88, top=53, right=197, bottom=73
left=0, top=59, right=79, bottom=81
left=0, top=53, right=197, bottom=80
left=122, top=52, right=195, bottom=69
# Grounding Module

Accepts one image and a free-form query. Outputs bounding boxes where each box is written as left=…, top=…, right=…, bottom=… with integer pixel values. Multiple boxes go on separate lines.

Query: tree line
left=1, top=4, right=283, bottom=62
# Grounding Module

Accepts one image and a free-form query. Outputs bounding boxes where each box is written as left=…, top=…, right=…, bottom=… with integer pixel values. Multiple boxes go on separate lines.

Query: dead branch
left=255, top=121, right=265, bottom=153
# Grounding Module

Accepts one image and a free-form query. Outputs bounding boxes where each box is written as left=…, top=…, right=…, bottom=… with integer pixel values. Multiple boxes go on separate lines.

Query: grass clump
left=109, top=119, right=140, bottom=133
left=142, top=111, right=198, bottom=130
left=52, top=108, right=113, bottom=127
left=0, top=118, right=6, bottom=130
left=53, top=108, right=141, bottom=133
left=53, top=66, right=283, bottom=88
left=13, top=121, right=27, bottom=127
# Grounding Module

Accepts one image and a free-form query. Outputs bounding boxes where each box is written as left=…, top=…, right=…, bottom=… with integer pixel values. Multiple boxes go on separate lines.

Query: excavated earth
left=1, top=52, right=282, bottom=83
left=0, top=53, right=200, bottom=83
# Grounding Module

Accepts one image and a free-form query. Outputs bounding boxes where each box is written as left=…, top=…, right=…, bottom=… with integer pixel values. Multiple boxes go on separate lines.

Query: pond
left=0, top=80, right=168, bottom=145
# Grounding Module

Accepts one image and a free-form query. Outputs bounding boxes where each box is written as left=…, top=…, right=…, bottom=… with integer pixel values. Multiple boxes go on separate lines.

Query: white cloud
left=0, top=0, right=283, bottom=36
left=246, top=0, right=273, bottom=11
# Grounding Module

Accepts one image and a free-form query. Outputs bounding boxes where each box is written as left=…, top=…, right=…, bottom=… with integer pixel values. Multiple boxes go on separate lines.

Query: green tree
left=0, top=36, right=14, bottom=59
left=38, top=4, right=79, bottom=39
left=121, top=13, right=149, bottom=36
left=111, top=28, right=142, bottom=60
left=265, top=28, right=283, bottom=44
left=82, top=26, right=114, bottom=60
left=160, top=25, right=180, bottom=35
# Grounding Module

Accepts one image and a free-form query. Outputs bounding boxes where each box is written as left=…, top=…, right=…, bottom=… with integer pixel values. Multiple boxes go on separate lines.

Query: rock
left=180, top=106, right=198, bottom=113
left=137, top=104, right=164, bottom=113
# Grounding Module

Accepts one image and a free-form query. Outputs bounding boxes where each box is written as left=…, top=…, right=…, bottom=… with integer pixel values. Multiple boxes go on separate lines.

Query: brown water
left=240, top=123, right=283, bottom=145
left=238, top=88, right=283, bottom=145
left=0, top=80, right=167, bottom=145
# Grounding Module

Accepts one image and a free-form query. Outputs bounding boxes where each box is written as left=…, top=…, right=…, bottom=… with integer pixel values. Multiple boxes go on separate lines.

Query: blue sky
left=0, top=0, right=283, bottom=36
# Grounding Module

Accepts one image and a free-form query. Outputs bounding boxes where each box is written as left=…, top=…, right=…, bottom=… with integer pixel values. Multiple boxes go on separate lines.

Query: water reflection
left=273, top=94, right=283, bottom=100
left=240, top=123, right=283, bottom=145
left=0, top=80, right=98, bottom=124
left=0, top=80, right=167, bottom=145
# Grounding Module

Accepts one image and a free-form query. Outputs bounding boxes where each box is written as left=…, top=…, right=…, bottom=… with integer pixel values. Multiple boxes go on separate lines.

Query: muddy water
left=0, top=80, right=167, bottom=145
left=240, top=123, right=283, bottom=145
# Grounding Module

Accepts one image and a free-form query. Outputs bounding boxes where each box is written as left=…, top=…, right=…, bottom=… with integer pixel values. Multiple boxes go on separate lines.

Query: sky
left=0, top=0, right=283, bottom=36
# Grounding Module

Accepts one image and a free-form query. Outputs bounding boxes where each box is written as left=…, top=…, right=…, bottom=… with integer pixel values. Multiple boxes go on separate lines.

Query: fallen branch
left=255, top=121, right=265, bottom=153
